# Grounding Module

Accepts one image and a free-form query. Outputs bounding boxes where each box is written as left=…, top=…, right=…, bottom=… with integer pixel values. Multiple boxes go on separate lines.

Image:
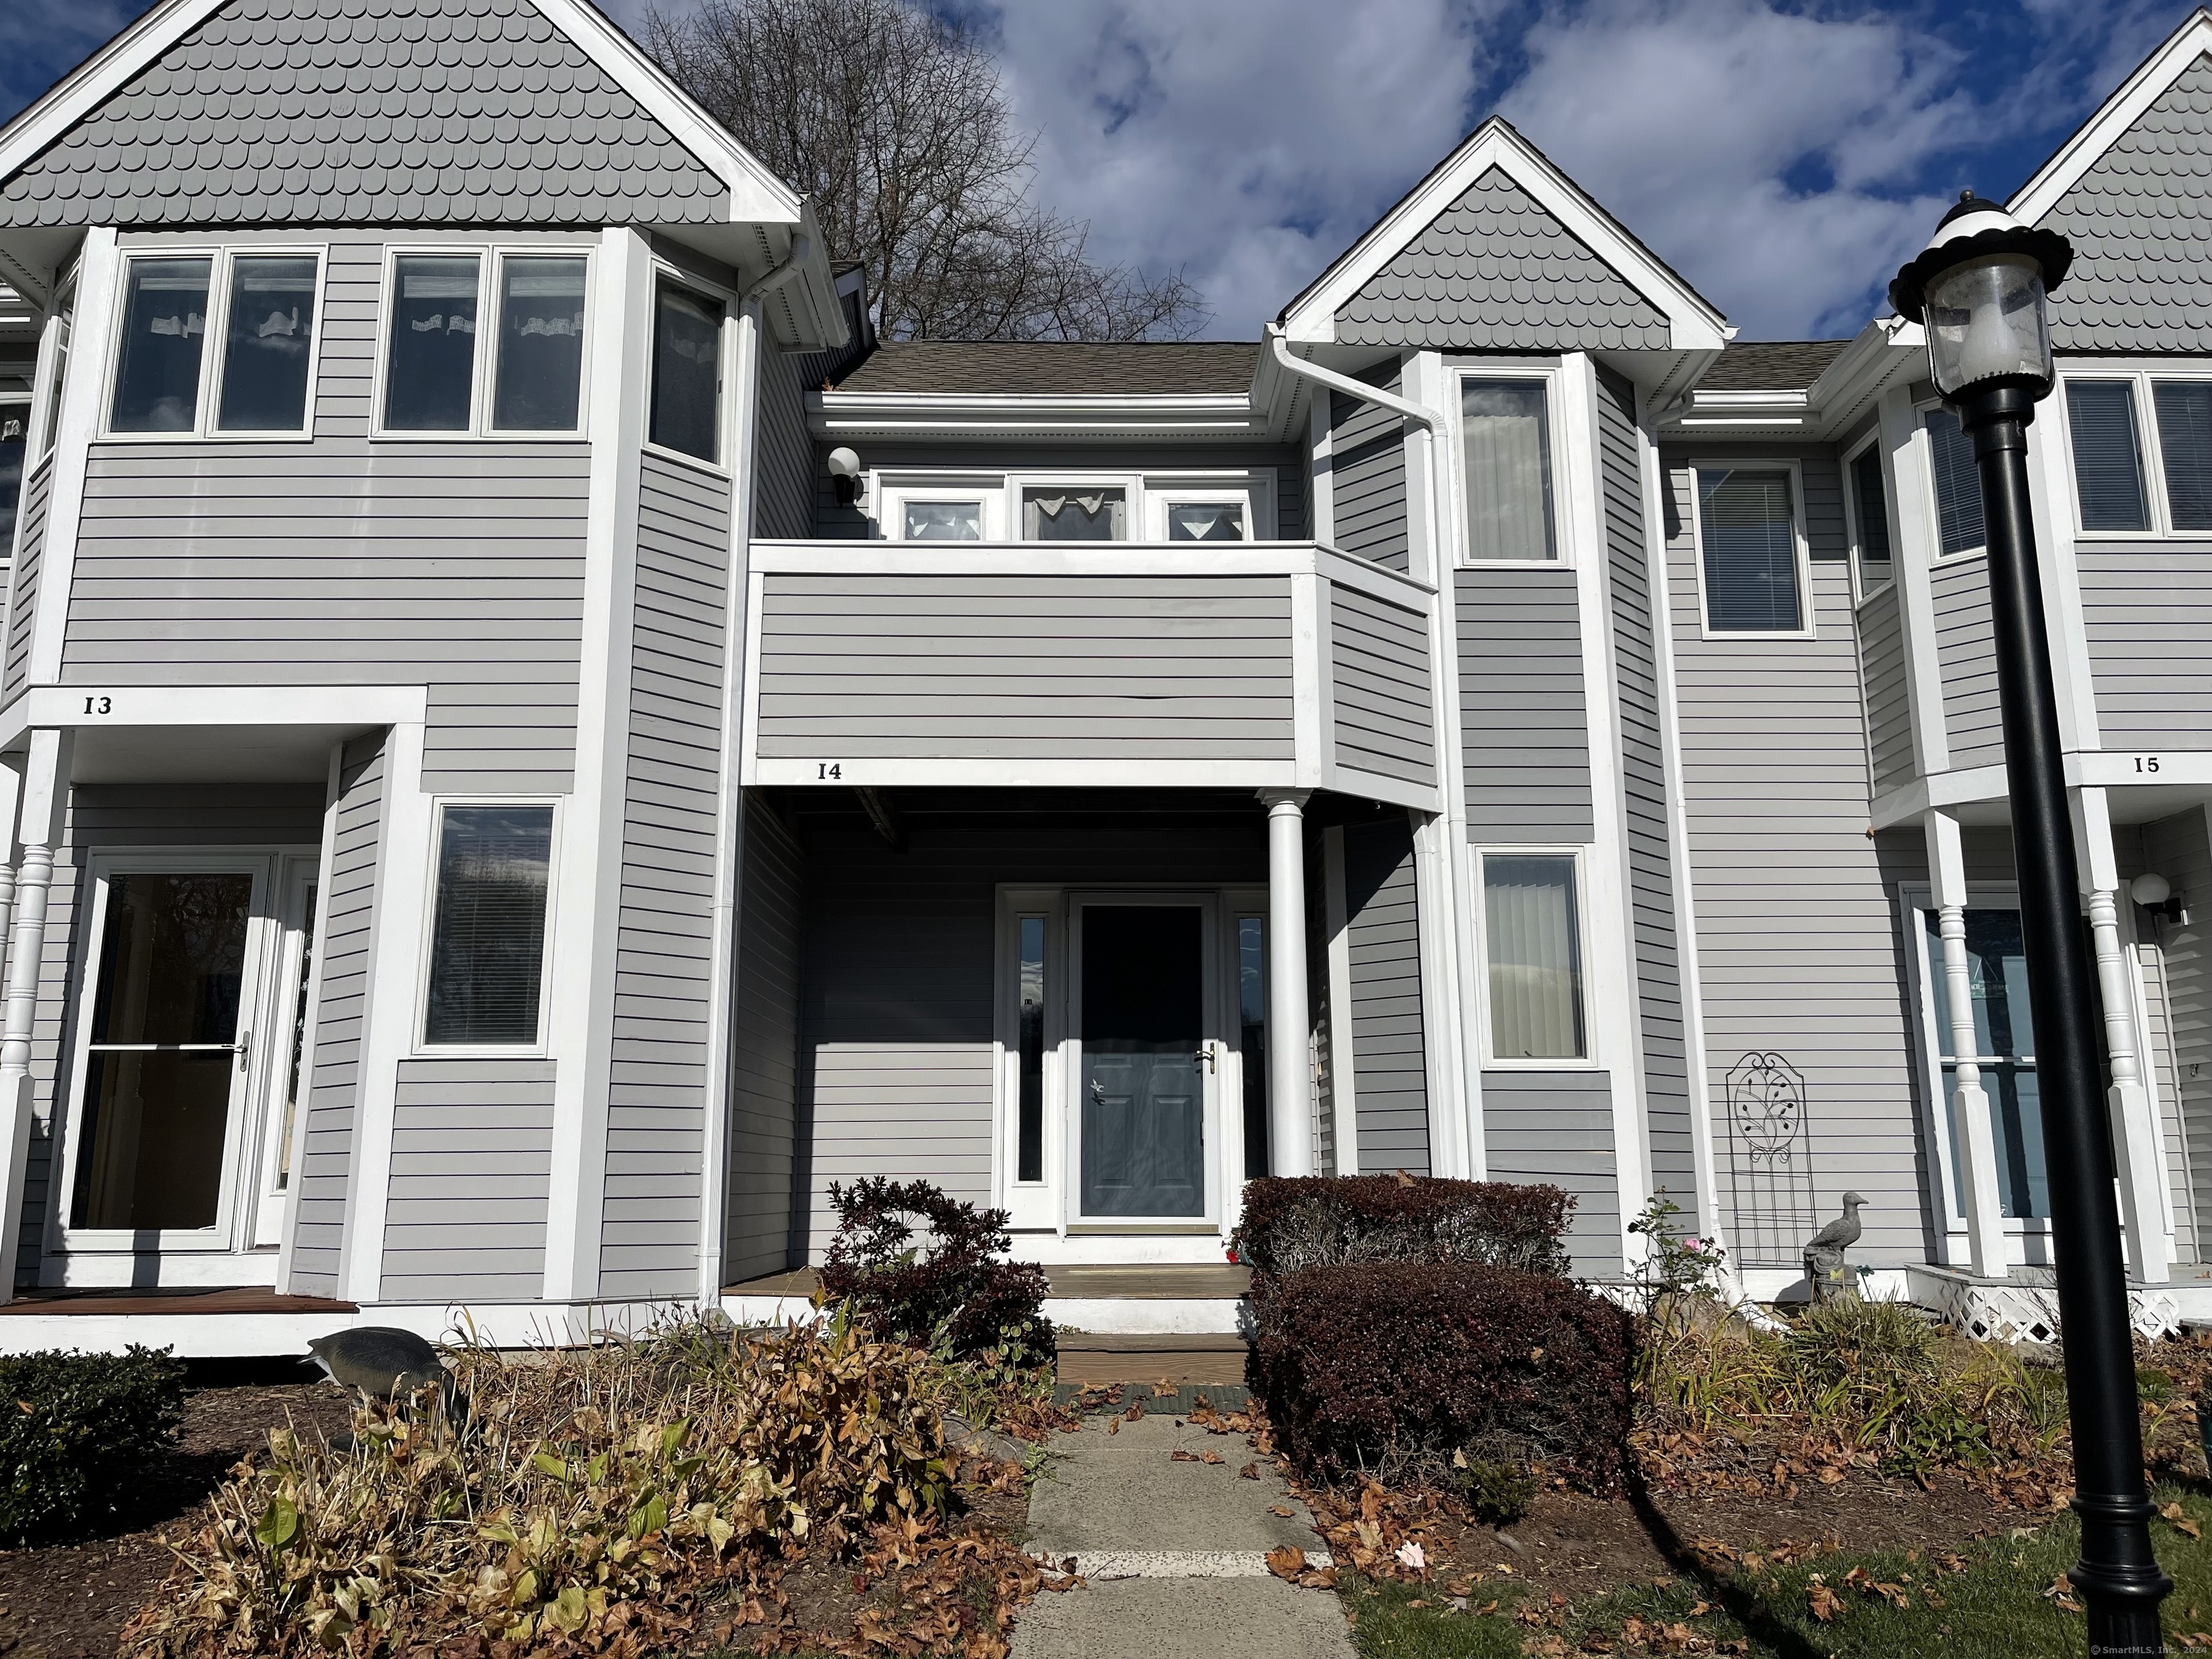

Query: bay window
left=1845, top=437, right=1893, bottom=597
left=2054, top=372, right=2212, bottom=536
left=0, top=405, right=24, bottom=551
left=649, top=279, right=724, bottom=462
left=381, top=247, right=591, bottom=437
left=109, top=249, right=327, bottom=437
left=110, top=256, right=212, bottom=433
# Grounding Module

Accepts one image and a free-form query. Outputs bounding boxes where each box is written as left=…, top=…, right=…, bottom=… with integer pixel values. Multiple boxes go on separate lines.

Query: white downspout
left=1264, top=326, right=1481, bottom=1179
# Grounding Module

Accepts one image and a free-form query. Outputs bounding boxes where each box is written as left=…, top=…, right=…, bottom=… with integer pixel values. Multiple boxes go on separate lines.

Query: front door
left=1074, top=902, right=1212, bottom=1218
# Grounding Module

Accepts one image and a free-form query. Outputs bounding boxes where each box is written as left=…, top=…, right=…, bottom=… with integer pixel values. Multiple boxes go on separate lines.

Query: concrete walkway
left=1012, top=1411, right=1355, bottom=1659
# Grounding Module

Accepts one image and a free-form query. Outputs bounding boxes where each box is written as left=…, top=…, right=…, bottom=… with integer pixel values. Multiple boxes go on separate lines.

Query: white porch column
left=2077, top=787, right=2174, bottom=1282
left=1928, top=812, right=2008, bottom=1277
left=1261, top=790, right=1314, bottom=1179
left=0, top=731, right=69, bottom=1303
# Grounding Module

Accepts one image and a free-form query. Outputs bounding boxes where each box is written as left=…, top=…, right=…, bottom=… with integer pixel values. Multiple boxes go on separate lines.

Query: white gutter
left=1263, top=325, right=1482, bottom=1179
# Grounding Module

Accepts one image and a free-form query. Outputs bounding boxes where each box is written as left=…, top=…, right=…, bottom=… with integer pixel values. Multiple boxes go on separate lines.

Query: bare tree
left=641, top=0, right=1205, bottom=341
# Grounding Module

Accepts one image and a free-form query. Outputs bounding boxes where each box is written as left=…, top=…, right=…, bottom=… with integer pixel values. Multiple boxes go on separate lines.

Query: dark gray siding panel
left=1932, top=557, right=2001, bottom=770
left=65, top=235, right=587, bottom=796
left=1596, top=370, right=1692, bottom=1207
left=1328, top=367, right=1409, bottom=571
left=382, top=1057, right=553, bottom=1301
left=1344, top=816, right=1428, bottom=1175
left=755, top=574, right=1295, bottom=762
left=2078, top=547, right=2212, bottom=752
left=602, top=453, right=732, bottom=1300
left=293, top=737, right=384, bottom=1295
left=729, top=796, right=803, bottom=1279
left=1480, top=1071, right=1619, bottom=1275
left=755, top=345, right=816, bottom=541
left=1456, top=566, right=1591, bottom=839
left=1336, top=168, right=1670, bottom=351
left=4, top=456, right=50, bottom=702
left=1328, top=583, right=1434, bottom=786
left=1859, top=584, right=1913, bottom=793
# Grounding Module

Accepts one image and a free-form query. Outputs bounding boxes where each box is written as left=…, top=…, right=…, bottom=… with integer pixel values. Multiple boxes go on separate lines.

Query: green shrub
left=0, top=1345, right=185, bottom=1542
left=1230, top=1175, right=1573, bottom=1283
left=1250, top=1261, right=1632, bottom=1492
left=1449, top=1454, right=1539, bottom=1524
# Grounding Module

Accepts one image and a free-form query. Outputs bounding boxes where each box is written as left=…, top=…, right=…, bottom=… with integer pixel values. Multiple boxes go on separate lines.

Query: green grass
left=1341, top=1482, right=2212, bottom=1658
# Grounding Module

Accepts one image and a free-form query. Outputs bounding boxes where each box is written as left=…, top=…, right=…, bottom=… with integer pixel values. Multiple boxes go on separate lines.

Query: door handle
left=1193, top=1043, right=1215, bottom=1074
left=1090, top=1079, right=1105, bottom=1104
left=237, top=1030, right=251, bottom=1073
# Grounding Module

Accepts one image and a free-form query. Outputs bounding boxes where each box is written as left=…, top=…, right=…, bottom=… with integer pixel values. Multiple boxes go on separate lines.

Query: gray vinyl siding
left=796, top=799, right=1265, bottom=1256
left=755, top=343, right=816, bottom=540
left=1456, top=566, right=1591, bottom=839
left=1858, top=583, right=1914, bottom=793
left=2077, top=547, right=2212, bottom=754
left=2143, top=808, right=2212, bottom=1264
left=19, top=784, right=328, bottom=1282
left=1480, top=1072, right=1619, bottom=1275
left=601, top=452, right=732, bottom=1300
left=1344, top=814, right=1429, bottom=1175
left=380, top=1057, right=552, bottom=1301
left=1596, top=370, right=1692, bottom=1208
left=728, top=795, right=804, bottom=1280
left=810, top=444, right=1306, bottom=542
left=1307, top=829, right=1335, bottom=1179
left=754, top=574, right=1295, bottom=762
left=64, top=233, right=587, bottom=795
left=1931, top=556, right=2002, bottom=771
left=1328, top=367, right=1410, bottom=571
left=4, top=455, right=50, bottom=703
left=1328, top=583, right=1434, bottom=786
left=290, top=733, right=384, bottom=1295
left=1663, top=459, right=1931, bottom=1265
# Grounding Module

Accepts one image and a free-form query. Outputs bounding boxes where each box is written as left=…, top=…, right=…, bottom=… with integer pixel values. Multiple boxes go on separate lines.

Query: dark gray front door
left=1080, top=905, right=1205, bottom=1217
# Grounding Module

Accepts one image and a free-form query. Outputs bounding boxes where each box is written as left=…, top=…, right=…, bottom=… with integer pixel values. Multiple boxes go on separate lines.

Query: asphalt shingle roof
left=832, top=341, right=1261, bottom=397
left=1696, top=339, right=1851, bottom=392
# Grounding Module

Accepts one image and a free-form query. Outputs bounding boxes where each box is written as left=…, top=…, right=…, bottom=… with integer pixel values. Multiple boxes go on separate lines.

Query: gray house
left=0, top=0, right=2209, bottom=1354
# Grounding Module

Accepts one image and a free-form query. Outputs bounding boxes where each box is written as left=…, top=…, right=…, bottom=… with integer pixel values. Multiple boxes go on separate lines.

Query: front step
left=1056, top=1330, right=1250, bottom=1398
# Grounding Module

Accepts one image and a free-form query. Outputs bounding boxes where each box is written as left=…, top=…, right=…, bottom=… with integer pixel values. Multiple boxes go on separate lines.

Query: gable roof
left=1278, top=117, right=1728, bottom=354
left=834, top=341, right=1261, bottom=397
left=1694, top=339, right=1851, bottom=392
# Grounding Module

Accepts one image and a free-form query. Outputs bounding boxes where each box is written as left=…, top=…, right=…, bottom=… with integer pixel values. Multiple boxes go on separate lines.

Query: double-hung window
left=1695, top=464, right=1807, bottom=634
left=2061, top=372, right=2212, bottom=535
left=379, top=249, right=590, bottom=436
left=1480, top=853, right=1586, bottom=1063
left=649, top=279, right=725, bottom=463
left=1460, top=375, right=1557, bottom=561
left=421, top=804, right=555, bottom=1048
left=109, top=248, right=325, bottom=437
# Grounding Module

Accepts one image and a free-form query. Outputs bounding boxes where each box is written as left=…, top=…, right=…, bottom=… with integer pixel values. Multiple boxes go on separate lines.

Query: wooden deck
left=0, top=1286, right=358, bottom=1316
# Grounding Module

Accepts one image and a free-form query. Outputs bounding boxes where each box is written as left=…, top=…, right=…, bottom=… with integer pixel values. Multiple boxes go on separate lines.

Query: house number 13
left=82, top=695, right=112, bottom=715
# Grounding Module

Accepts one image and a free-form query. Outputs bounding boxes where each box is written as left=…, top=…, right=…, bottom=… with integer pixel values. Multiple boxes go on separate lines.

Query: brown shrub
left=1230, top=1175, right=1573, bottom=1283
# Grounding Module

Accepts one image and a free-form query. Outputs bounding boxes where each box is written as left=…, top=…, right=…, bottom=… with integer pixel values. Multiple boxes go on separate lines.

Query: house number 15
left=2135, top=755, right=2162, bottom=773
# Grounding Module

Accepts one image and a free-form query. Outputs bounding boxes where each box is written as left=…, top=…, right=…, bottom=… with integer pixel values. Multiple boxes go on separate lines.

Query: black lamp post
left=1891, top=195, right=2170, bottom=1657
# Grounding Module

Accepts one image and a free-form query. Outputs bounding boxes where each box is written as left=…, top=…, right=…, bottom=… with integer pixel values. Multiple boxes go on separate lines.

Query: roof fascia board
left=1281, top=120, right=1729, bottom=351
left=2010, top=9, right=2212, bottom=224
left=0, top=0, right=230, bottom=187
left=810, top=388, right=1266, bottom=440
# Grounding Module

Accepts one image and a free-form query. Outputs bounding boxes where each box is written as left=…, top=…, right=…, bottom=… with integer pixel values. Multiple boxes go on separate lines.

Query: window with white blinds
left=2066, top=379, right=2150, bottom=532
left=1848, top=442, right=1892, bottom=596
left=1923, top=407, right=1986, bottom=555
left=1482, top=854, right=1585, bottom=1062
left=423, top=804, right=554, bottom=1046
left=1460, top=377, right=1556, bottom=561
left=1696, top=466, right=1802, bottom=632
left=2154, top=380, right=2212, bottom=531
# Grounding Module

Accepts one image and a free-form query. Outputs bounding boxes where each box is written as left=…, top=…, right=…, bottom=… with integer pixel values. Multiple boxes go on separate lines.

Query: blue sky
left=0, top=0, right=2192, bottom=338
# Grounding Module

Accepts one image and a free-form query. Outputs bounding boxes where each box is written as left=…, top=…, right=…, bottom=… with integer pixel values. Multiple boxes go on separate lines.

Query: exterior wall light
left=1894, top=195, right=2172, bottom=1655
left=2131, top=872, right=2185, bottom=923
left=826, top=446, right=863, bottom=507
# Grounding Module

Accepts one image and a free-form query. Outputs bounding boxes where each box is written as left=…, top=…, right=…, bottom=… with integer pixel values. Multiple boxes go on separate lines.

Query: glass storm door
left=1076, top=903, right=1211, bottom=1218
left=1923, top=907, right=2047, bottom=1220
left=66, top=866, right=268, bottom=1243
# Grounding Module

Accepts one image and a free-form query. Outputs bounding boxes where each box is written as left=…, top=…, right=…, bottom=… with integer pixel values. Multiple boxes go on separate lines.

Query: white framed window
left=34, top=273, right=74, bottom=462
left=416, top=800, right=559, bottom=1053
left=1918, top=401, right=1986, bottom=558
left=0, top=402, right=25, bottom=553
left=1022, top=482, right=1128, bottom=541
left=1475, top=848, right=1591, bottom=1066
left=870, top=470, right=1273, bottom=544
left=1689, top=458, right=1814, bottom=638
left=1841, top=430, right=1894, bottom=603
left=647, top=274, right=728, bottom=467
left=881, top=476, right=1007, bottom=541
left=104, top=245, right=328, bottom=439
left=1143, top=471, right=1272, bottom=541
left=2054, top=367, right=2212, bottom=539
left=1455, top=368, right=1561, bottom=565
left=374, top=245, right=593, bottom=439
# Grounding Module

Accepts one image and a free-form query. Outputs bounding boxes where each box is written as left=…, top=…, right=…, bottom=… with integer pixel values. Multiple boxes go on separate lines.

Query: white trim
left=2008, top=9, right=2212, bottom=225
left=737, top=567, right=766, bottom=788
left=640, top=266, right=734, bottom=475
left=750, top=755, right=1288, bottom=791
left=544, top=227, right=649, bottom=1303
left=1290, top=571, right=1326, bottom=787
left=0, top=0, right=233, bottom=194
left=876, top=480, right=1005, bottom=543
left=0, top=683, right=428, bottom=748
left=408, top=797, right=562, bottom=1057
left=1449, top=361, right=1576, bottom=570
left=1279, top=119, right=1729, bottom=351
left=1309, top=394, right=1336, bottom=544
left=27, top=229, right=116, bottom=688
left=276, top=740, right=346, bottom=1292
left=1321, top=825, right=1359, bottom=1175
left=1880, top=384, right=1951, bottom=777
left=1143, top=476, right=1270, bottom=543
left=2028, top=386, right=2103, bottom=755
left=993, top=887, right=1067, bottom=1232
left=249, top=853, right=321, bottom=1248
left=1683, top=454, right=1816, bottom=640
left=811, top=390, right=1262, bottom=443
left=747, top=539, right=1369, bottom=580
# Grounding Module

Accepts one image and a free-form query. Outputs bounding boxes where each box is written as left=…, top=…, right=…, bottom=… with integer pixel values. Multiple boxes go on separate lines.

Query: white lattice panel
left=1909, top=1267, right=2181, bottom=1344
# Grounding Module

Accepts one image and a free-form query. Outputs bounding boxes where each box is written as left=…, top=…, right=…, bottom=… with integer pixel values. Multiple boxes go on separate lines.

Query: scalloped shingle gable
left=0, top=0, right=728, bottom=228
left=1334, top=166, right=1669, bottom=351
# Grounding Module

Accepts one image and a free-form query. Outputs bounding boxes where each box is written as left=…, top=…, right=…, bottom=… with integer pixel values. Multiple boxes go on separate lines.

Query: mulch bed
left=0, top=1372, right=351, bottom=1659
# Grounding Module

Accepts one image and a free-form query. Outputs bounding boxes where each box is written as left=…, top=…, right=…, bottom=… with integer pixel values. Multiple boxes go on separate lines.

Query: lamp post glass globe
left=1923, top=251, right=2052, bottom=397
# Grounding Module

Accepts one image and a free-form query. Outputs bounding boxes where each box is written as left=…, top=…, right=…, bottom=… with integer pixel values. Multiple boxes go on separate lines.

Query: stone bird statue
left=306, top=1326, right=466, bottom=1426
left=1803, top=1192, right=1867, bottom=1305
left=1807, top=1192, right=1867, bottom=1254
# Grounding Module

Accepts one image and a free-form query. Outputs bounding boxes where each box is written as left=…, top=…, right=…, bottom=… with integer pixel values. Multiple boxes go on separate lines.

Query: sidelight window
left=422, top=804, right=554, bottom=1048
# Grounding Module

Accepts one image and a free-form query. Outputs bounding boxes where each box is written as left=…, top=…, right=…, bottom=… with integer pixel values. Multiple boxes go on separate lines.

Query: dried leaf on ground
left=1265, top=1545, right=1307, bottom=1580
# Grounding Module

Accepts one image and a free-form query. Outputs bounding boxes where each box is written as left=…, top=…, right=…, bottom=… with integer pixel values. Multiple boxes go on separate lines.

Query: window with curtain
left=383, top=253, right=480, bottom=431
left=1696, top=467, right=1802, bottom=631
left=1460, top=377, right=1555, bottom=560
left=492, top=256, right=588, bottom=431
left=112, top=257, right=212, bottom=433
left=649, top=282, right=724, bottom=462
left=1923, top=407, right=1986, bottom=555
left=423, top=805, right=553, bottom=1046
left=2066, top=379, right=2149, bottom=532
left=1848, top=443, right=1892, bottom=591
left=1166, top=500, right=1246, bottom=541
left=215, top=255, right=319, bottom=433
left=1483, top=854, right=1585, bottom=1061
left=1024, top=487, right=1124, bottom=540
left=903, top=500, right=983, bottom=540
left=2154, top=380, right=2212, bottom=531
